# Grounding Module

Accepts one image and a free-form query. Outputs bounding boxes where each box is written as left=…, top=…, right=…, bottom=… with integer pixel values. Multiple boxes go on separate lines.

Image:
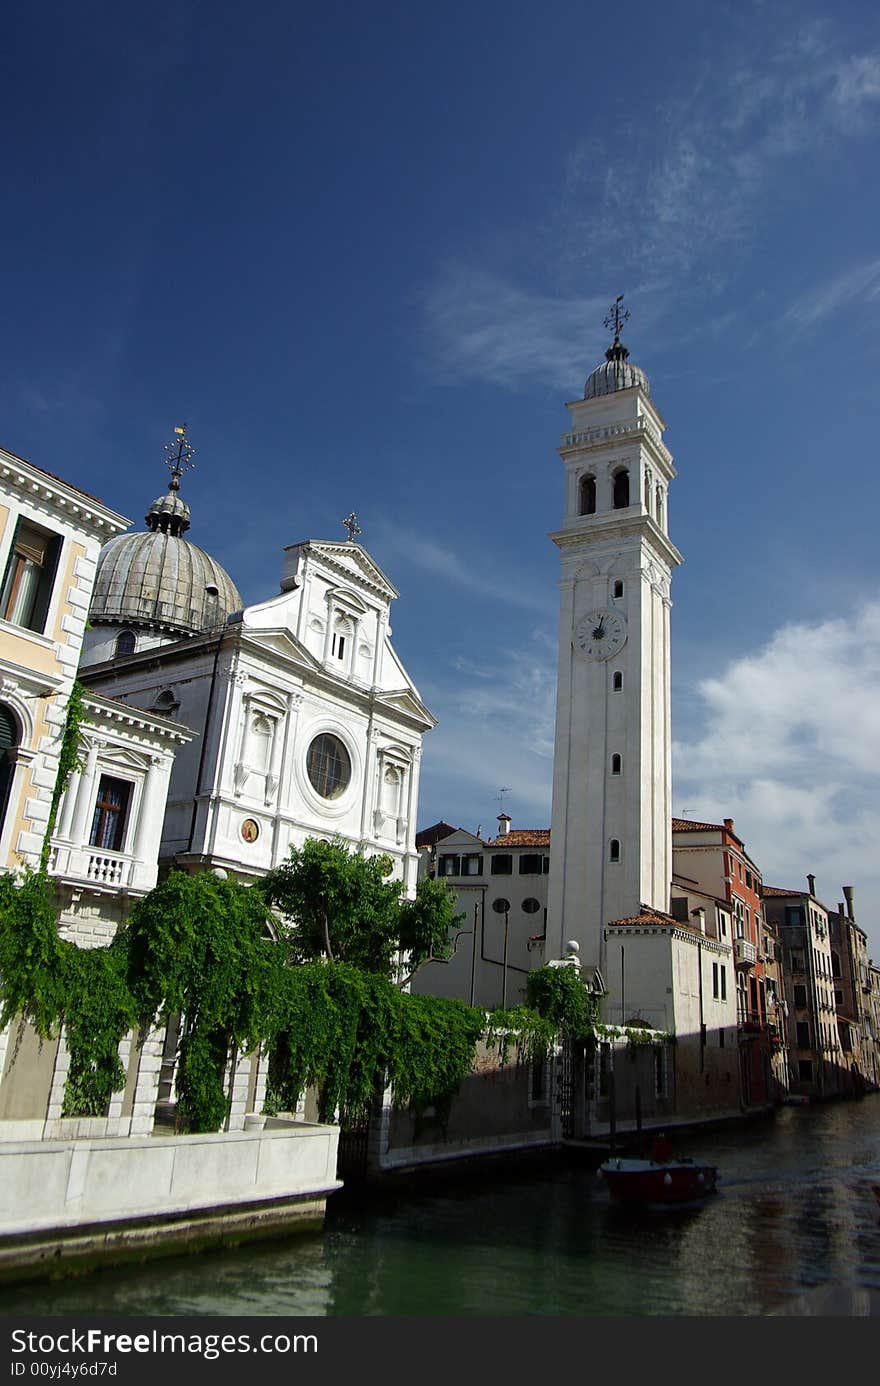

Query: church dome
left=88, top=428, right=242, bottom=639
left=585, top=340, right=650, bottom=400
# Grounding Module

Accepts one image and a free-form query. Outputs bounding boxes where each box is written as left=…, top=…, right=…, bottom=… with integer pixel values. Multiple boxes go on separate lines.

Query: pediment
left=91, top=745, right=150, bottom=773
left=374, top=687, right=436, bottom=728
left=305, top=542, right=398, bottom=602
left=239, top=627, right=323, bottom=672
left=433, top=828, right=482, bottom=849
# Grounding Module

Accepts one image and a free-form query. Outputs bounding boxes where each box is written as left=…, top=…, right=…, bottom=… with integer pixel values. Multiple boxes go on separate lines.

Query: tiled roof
left=761, top=885, right=807, bottom=898
left=485, top=829, right=550, bottom=847
left=671, top=817, right=723, bottom=833
left=606, top=906, right=694, bottom=930
left=415, top=821, right=462, bottom=849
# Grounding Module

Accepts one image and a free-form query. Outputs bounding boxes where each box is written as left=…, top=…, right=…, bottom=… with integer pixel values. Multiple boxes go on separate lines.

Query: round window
left=306, top=733, right=352, bottom=800
left=522, top=897, right=541, bottom=914
left=492, top=898, right=510, bottom=914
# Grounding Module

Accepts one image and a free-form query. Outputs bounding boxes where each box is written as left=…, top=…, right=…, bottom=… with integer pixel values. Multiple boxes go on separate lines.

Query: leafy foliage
left=526, top=963, right=602, bottom=1042
left=40, top=682, right=87, bottom=871
left=0, top=860, right=603, bottom=1134
left=0, top=870, right=136, bottom=1117
left=260, top=837, right=463, bottom=983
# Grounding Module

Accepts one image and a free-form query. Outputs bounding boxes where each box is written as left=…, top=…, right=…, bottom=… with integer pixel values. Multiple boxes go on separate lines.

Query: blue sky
left=3, top=1, right=880, bottom=952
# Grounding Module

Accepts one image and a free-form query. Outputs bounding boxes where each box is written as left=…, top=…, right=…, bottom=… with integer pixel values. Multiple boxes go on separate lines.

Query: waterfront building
left=762, top=879, right=846, bottom=1099
left=0, top=443, right=190, bottom=1129
left=828, top=889, right=878, bottom=1091
left=0, top=443, right=126, bottom=872
left=79, top=433, right=433, bottom=894
left=672, top=816, right=775, bottom=1108
left=412, top=814, right=551, bottom=1009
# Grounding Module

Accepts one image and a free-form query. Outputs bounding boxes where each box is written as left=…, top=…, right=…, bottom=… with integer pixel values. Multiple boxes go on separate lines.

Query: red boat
left=598, top=1155, right=719, bottom=1205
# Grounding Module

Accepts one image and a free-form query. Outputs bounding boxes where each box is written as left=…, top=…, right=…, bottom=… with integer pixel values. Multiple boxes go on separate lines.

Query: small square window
left=519, top=854, right=543, bottom=875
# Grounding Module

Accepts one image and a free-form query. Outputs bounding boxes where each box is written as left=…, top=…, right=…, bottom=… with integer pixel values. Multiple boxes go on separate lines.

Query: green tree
left=260, top=838, right=464, bottom=984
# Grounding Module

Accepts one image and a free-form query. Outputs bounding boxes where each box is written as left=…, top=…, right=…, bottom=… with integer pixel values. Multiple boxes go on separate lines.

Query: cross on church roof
left=163, top=424, right=196, bottom=492
left=342, top=511, right=361, bottom=542
left=603, top=294, right=630, bottom=344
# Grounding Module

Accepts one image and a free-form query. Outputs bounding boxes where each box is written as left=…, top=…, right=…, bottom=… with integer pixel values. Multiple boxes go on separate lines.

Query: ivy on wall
left=40, top=681, right=88, bottom=872
left=0, top=869, right=607, bottom=1132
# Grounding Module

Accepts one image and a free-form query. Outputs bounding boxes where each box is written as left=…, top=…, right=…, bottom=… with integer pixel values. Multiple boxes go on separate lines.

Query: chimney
left=691, top=907, right=706, bottom=935
left=843, top=885, right=854, bottom=921
left=723, top=818, right=734, bottom=834
left=807, top=873, right=816, bottom=897
left=497, top=813, right=511, bottom=836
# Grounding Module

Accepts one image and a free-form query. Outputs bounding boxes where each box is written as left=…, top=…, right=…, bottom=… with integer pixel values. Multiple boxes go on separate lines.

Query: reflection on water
left=2, top=1096, right=880, bottom=1316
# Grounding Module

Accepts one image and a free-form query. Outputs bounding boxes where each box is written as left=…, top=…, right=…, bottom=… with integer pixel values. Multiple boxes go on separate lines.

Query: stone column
left=68, top=739, right=102, bottom=846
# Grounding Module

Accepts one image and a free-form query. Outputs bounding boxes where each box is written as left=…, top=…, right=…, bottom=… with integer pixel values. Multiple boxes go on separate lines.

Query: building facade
left=762, top=881, right=845, bottom=1099
left=547, top=320, right=681, bottom=973
left=412, top=815, right=550, bottom=1009
left=79, top=448, right=434, bottom=892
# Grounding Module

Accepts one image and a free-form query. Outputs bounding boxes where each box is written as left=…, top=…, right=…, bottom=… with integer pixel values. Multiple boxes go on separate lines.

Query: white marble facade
left=80, top=538, right=434, bottom=893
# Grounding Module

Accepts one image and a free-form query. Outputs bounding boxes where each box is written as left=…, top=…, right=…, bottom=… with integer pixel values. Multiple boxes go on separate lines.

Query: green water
left=2, top=1097, right=880, bottom=1316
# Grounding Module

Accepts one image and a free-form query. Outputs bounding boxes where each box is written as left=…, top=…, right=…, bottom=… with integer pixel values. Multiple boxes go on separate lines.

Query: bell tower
left=547, top=300, right=682, bottom=974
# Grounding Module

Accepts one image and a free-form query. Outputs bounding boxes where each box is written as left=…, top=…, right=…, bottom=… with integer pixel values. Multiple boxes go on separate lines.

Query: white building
left=547, top=313, right=682, bottom=974
left=79, top=435, right=434, bottom=891
left=411, top=815, right=550, bottom=1008
left=0, top=443, right=188, bottom=941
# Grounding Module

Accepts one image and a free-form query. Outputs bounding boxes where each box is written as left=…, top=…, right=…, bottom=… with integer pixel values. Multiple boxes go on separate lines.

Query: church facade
left=78, top=433, right=434, bottom=892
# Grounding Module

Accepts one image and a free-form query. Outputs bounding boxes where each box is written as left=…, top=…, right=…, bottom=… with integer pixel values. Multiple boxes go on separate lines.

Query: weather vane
left=163, top=423, right=196, bottom=492
left=342, top=512, right=361, bottom=542
left=603, top=294, right=630, bottom=343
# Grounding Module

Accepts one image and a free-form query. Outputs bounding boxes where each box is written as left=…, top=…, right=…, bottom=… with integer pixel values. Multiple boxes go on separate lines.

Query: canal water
left=3, top=1095, right=880, bottom=1317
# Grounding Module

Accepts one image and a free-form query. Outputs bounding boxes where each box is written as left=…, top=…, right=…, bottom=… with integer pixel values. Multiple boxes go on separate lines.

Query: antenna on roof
left=496, top=786, right=512, bottom=810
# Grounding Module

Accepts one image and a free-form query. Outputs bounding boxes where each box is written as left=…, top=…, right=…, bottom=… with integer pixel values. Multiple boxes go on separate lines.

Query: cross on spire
left=603, top=294, right=630, bottom=344
left=163, top=423, right=196, bottom=492
left=342, top=511, right=361, bottom=542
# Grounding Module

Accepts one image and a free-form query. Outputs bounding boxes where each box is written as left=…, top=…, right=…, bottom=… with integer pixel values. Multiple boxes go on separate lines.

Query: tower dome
left=87, top=426, right=242, bottom=644
left=584, top=339, right=650, bottom=400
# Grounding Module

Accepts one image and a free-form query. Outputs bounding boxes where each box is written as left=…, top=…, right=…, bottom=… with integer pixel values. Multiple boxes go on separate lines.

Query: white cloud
left=421, top=265, right=603, bottom=391
left=421, top=22, right=880, bottom=388
left=782, top=257, right=880, bottom=333
left=674, top=599, right=880, bottom=954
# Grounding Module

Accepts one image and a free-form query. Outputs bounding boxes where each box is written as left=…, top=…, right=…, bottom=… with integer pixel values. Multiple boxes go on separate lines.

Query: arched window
left=611, top=754, right=622, bottom=775
left=613, top=469, right=630, bottom=509
left=612, top=671, right=623, bottom=691
left=115, top=630, right=136, bottom=658
left=612, top=580, right=624, bottom=599
left=151, top=688, right=180, bottom=717
left=609, top=839, right=621, bottom=863
left=644, top=469, right=652, bottom=512
left=578, top=474, right=596, bottom=516
left=0, top=703, right=21, bottom=837
left=656, top=485, right=664, bottom=528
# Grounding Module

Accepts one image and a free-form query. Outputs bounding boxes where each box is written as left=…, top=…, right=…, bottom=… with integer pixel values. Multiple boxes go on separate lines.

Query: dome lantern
left=584, top=294, right=651, bottom=400
left=87, top=425, right=242, bottom=642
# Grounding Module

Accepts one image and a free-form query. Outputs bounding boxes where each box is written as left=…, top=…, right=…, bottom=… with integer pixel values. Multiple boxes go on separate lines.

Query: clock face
left=574, top=609, right=627, bottom=661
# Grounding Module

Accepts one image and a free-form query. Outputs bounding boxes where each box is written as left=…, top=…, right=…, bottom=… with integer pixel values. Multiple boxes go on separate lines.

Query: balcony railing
left=48, top=843, right=135, bottom=890
left=734, top=937, right=757, bottom=966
